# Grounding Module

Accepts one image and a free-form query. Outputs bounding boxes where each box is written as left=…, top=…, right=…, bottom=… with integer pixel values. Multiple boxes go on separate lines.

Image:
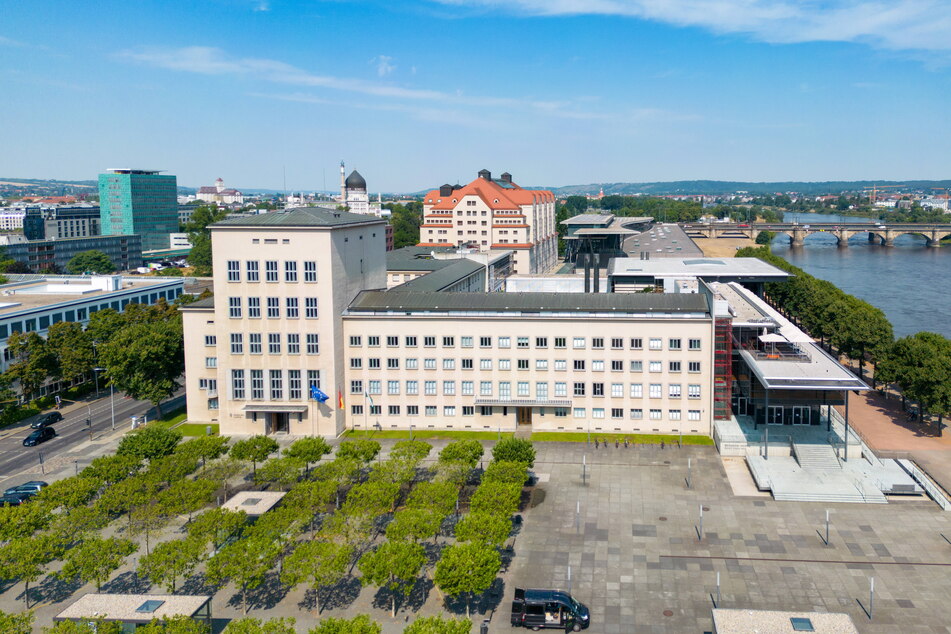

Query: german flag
left=337, top=389, right=344, bottom=409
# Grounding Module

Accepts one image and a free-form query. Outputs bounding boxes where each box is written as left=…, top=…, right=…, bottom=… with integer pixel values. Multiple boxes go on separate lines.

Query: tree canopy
left=66, top=249, right=115, bottom=275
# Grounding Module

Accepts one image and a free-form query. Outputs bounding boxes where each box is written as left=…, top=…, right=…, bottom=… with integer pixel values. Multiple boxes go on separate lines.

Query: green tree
left=117, top=425, right=183, bottom=461
left=230, top=435, right=280, bottom=477
left=308, top=614, right=381, bottom=634
left=438, top=440, right=483, bottom=468
left=0, top=499, right=55, bottom=541
left=358, top=541, right=426, bottom=618
left=136, top=615, right=210, bottom=634
left=66, top=250, right=115, bottom=274
left=434, top=541, right=501, bottom=618
left=100, top=320, right=184, bottom=417
left=46, top=321, right=94, bottom=384
left=206, top=535, right=281, bottom=614
left=454, top=512, right=511, bottom=546
left=159, top=478, right=218, bottom=521
left=402, top=615, right=472, bottom=634
left=0, top=534, right=62, bottom=607
left=255, top=456, right=305, bottom=490
left=281, top=540, right=354, bottom=613
left=468, top=481, right=522, bottom=516
left=4, top=331, right=57, bottom=397
left=36, top=476, right=100, bottom=510
left=386, top=508, right=443, bottom=544
left=44, top=619, right=122, bottom=634
left=284, top=436, right=332, bottom=472
left=84, top=308, right=127, bottom=346
left=0, top=608, right=33, bottom=634
left=58, top=537, right=137, bottom=591
left=185, top=204, right=229, bottom=274
left=385, top=202, right=422, bottom=249
left=223, top=617, right=297, bottom=634
left=187, top=508, right=248, bottom=551
left=176, top=435, right=231, bottom=468
left=390, top=439, right=432, bottom=463
left=341, top=480, right=400, bottom=517
left=81, top=453, right=143, bottom=486
left=138, top=536, right=206, bottom=592
left=336, top=439, right=381, bottom=463
left=491, top=438, right=535, bottom=467
left=481, top=460, right=528, bottom=486
left=754, top=230, right=776, bottom=245
left=878, top=332, right=951, bottom=432
left=405, top=481, right=459, bottom=516
left=282, top=480, right=337, bottom=518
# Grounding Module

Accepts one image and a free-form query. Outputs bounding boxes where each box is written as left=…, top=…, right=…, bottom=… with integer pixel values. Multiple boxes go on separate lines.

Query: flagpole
left=364, top=391, right=369, bottom=436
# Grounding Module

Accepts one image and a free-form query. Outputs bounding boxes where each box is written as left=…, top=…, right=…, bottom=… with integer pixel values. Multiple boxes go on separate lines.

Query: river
left=768, top=211, right=951, bottom=338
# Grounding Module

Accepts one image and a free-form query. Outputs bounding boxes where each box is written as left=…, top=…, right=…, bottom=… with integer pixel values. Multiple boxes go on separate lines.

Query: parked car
left=31, top=411, right=62, bottom=429
left=3, top=481, right=48, bottom=497
left=23, top=427, right=56, bottom=447
left=511, top=588, right=590, bottom=631
left=0, top=491, right=35, bottom=506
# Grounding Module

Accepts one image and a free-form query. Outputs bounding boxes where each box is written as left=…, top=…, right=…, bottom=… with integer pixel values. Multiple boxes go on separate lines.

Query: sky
left=2, top=0, right=950, bottom=192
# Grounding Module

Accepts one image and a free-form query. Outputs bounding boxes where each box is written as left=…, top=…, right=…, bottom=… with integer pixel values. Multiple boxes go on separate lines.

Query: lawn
left=342, top=429, right=516, bottom=441
left=148, top=408, right=186, bottom=430
left=530, top=431, right=714, bottom=445
left=176, top=422, right=219, bottom=437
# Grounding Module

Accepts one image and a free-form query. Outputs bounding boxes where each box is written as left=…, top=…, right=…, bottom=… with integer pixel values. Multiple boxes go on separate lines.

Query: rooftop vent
left=439, top=184, right=453, bottom=196
left=478, top=169, right=491, bottom=181
left=500, top=172, right=512, bottom=183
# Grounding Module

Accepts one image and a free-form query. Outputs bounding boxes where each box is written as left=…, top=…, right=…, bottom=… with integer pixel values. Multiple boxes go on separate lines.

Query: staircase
left=793, top=443, right=841, bottom=470
left=772, top=487, right=887, bottom=504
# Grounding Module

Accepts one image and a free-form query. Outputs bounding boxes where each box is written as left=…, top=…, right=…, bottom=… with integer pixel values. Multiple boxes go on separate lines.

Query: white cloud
left=372, top=55, right=396, bottom=77
left=432, top=0, right=951, bottom=53
left=0, top=35, right=27, bottom=48
left=253, top=1, right=271, bottom=11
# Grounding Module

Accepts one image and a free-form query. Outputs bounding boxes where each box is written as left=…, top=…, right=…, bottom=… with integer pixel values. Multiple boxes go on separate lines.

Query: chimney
left=583, top=252, right=590, bottom=293
left=439, top=184, right=453, bottom=196
left=593, top=252, right=600, bottom=293
left=500, top=172, right=512, bottom=184
left=478, top=169, right=491, bottom=181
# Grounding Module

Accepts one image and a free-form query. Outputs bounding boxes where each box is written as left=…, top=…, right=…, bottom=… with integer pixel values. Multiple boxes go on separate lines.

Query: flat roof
left=609, top=255, right=790, bottom=280
left=712, top=609, right=858, bottom=633
left=221, top=491, right=286, bottom=515
left=623, top=224, right=705, bottom=259
left=0, top=276, right=183, bottom=318
left=394, top=259, right=485, bottom=292
left=560, top=213, right=615, bottom=225
left=348, top=290, right=709, bottom=315
left=386, top=246, right=458, bottom=272
left=212, top=206, right=384, bottom=229
left=56, top=594, right=210, bottom=623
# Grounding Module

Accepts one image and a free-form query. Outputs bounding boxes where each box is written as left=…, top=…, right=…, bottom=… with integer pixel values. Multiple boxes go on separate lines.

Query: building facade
left=98, top=169, right=178, bottom=251
left=23, top=206, right=101, bottom=241
left=197, top=178, right=244, bottom=205
left=419, top=169, right=558, bottom=275
left=1, top=234, right=142, bottom=273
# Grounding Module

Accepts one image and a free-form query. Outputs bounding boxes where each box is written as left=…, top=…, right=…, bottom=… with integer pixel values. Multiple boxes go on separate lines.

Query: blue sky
left=2, top=0, right=950, bottom=192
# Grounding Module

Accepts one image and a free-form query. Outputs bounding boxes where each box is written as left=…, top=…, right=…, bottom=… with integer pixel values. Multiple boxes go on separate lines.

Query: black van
left=511, top=588, right=590, bottom=631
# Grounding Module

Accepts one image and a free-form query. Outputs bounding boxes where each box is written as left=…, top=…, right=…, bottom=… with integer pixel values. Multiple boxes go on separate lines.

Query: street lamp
left=93, top=367, right=103, bottom=399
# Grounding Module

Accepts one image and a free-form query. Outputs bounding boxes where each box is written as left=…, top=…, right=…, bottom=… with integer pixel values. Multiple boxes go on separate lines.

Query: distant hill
left=550, top=180, right=951, bottom=197
left=0, top=177, right=195, bottom=196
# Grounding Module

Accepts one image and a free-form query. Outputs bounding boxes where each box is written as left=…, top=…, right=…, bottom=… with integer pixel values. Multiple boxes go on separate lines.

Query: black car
left=0, top=490, right=35, bottom=506
left=23, top=427, right=56, bottom=447
left=31, top=411, right=63, bottom=429
left=511, top=588, right=590, bottom=631
left=3, top=481, right=48, bottom=497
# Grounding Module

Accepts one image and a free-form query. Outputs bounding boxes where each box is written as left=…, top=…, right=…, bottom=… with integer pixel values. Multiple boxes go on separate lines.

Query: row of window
left=222, top=333, right=320, bottom=355
left=350, top=357, right=702, bottom=373
left=230, top=369, right=321, bottom=400
left=350, top=404, right=702, bottom=421
left=349, top=335, right=702, bottom=351
left=348, top=379, right=702, bottom=399
left=227, top=260, right=318, bottom=283
left=227, top=297, right=319, bottom=319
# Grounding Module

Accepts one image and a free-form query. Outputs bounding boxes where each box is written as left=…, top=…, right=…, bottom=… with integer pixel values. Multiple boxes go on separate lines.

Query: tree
left=386, top=508, right=443, bottom=543
left=405, top=481, right=459, bottom=516
left=159, top=478, right=218, bottom=521
left=468, top=481, right=522, bottom=516
left=206, top=535, right=281, bottom=614
left=82, top=453, right=142, bottom=485
left=185, top=205, right=229, bottom=274
left=83, top=308, right=127, bottom=346
left=281, top=480, right=336, bottom=517
left=481, top=460, right=528, bottom=486
left=66, top=250, right=115, bottom=274
left=0, top=499, right=54, bottom=541
left=117, top=425, right=183, bottom=461
left=0, top=534, right=62, bottom=608
left=187, top=508, right=248, bottom=551
left=58, top=536, right=137, bottom=591
left=176, top=435, right=231, bottom=468
left=44, top=619, right=122, bottom=634
left=36, top=476, right=100, bottom=510
left=46, top=321, right=94, bottom=384
left=230, top=435, right=280, bottom=477
left=284, top=436, right=332, bottom=472
left=255, top=456, right=305, bottom=490
left=454, top=512, right=512, bottom=546
left=336, top=439, right=381, bottom=463
left=0, top=608, right=33, bottom=633
left=438, top=440, right=483, bottom=468
left=135, top=615, right=210, bottom=634
left=100, top=320, right=184, bottom=417
left=341, top=481, right=400, bottom=517
left=434, top=541, right=501, bottom=618
left=402, top=615, right=472, bottom=634
left=358, top=541, right=426, bottom=617
left=308, top=615, right=381, bottom=634
left=491, top=438, right=535, bottom=467
left=390, top=440, right=432, bottom=463
left=878, top=332, right=951, bottom=433
left=4, top=331, right=56, bottom=397
left=755, top=230, right=776, bottom=245
left=281, top=540, right=354, bottom=613
left=137, top=536, right=205, bottom=592
left=223, top=617, right=297, bottom=634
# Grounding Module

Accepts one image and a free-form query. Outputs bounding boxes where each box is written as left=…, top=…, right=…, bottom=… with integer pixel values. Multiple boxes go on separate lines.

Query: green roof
left=211, top=206, right=385, bottom=229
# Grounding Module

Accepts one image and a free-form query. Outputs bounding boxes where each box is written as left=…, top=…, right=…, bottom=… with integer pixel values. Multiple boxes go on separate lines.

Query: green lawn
left=530, top=431, right=714, bottom=445
left=342, top=429, right=516, bottom=441
left=148, top=408, right=187, bottom=430
left=176, top=422, right=219, bottom=437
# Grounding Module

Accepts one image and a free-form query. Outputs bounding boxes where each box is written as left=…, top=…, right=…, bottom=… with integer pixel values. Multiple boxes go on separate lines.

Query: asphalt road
left=0, top=389, right=186, bottom=484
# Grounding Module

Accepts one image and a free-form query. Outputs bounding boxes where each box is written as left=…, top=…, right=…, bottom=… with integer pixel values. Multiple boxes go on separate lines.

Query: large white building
left=419, top=169, right=558, bottom=275
left=197, top=178, right=244, bottom=205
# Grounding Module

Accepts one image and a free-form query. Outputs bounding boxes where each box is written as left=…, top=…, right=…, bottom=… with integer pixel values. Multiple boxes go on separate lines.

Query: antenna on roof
left=282, top=165, right=287, bottom=210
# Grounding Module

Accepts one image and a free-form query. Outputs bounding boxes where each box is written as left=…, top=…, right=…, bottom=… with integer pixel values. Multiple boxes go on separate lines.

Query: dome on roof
left=345, top=170, right=366, bottom=190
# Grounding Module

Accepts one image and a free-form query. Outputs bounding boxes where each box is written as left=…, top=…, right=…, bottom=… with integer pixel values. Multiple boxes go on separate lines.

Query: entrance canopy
left=241, top=404, right=308, bottom=413
left=474, top=398, right=571, bottom=407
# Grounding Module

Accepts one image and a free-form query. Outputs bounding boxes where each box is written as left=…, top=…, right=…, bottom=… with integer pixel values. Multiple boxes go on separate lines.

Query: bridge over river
left=683, top=222, right=951, bottom=247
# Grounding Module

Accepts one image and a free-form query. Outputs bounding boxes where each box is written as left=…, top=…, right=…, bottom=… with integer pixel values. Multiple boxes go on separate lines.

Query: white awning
left=758, top=333, right=787, bottom=343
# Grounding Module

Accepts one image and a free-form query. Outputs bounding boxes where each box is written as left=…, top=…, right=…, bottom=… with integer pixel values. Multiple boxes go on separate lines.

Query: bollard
left=206, top=425, right=212, bottom=436
left=576, top=500, right=580, bottom=533
left=716, top=571, right=721, bottom=606
left=567, top=564, right=572, bottom=595
left=698, top=504, right=704, bottom=541
left=582, top=455, right=587, bottom=486
left=869, top=577, right=874, bottom=619
left=615, top=438, right=619, bottom=448
left=687, top=458, right=692, bottom=489
left=825, top=509, right=830, bottom=546
left=480, top=620, right=489, bottom=634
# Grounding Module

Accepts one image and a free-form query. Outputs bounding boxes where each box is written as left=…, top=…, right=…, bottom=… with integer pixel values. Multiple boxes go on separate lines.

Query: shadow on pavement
left=102, top=570, right=153, bottom=594
left=35, top=573, right=84, bottom=604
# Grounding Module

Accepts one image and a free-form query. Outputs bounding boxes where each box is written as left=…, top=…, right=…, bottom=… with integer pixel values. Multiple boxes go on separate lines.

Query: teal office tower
left=98, top=169, right=178, bottom=251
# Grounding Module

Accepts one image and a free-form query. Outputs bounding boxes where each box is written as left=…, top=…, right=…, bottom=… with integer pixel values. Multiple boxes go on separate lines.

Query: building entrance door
left=792, top=406, right=811, bottom=425
left=516, top=407, right=532, bottom=427
left=272, top=412, right=290, bottom=433
left=735, top=397, right=749, bottom=416
left=767, top=405, right=784, bottom=425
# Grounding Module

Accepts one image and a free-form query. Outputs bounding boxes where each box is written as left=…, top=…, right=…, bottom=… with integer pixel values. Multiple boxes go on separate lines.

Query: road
left=0, top=389, right=185, bottom=485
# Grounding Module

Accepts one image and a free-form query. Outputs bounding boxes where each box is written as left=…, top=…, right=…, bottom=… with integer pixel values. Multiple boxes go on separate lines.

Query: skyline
left=2, top=0, right=950, bottom=191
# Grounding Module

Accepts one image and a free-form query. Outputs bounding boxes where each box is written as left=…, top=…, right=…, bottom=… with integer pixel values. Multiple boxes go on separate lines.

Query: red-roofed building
left=197, top=178, right=244, bottom=205
left=419, top=169, right=557, bottom=274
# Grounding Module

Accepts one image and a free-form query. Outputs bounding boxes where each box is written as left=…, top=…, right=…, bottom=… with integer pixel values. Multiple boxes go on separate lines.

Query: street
left=0, top=389, right=185, bottom=488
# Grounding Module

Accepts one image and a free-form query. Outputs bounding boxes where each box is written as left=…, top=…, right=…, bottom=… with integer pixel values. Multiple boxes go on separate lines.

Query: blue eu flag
left=311, top=386, right=329, bottom=403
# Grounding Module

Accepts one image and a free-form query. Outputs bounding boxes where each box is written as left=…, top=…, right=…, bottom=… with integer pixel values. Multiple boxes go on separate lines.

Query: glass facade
left=98, top=170, right=178, bottom=251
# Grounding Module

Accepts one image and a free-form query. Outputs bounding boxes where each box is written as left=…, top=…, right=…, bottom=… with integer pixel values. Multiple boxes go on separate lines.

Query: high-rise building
left=98, top=169, right=178, bottom=251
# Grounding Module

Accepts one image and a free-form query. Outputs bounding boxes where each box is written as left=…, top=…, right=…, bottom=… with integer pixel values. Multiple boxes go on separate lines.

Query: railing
left=897, top=460, right=951, bottom=511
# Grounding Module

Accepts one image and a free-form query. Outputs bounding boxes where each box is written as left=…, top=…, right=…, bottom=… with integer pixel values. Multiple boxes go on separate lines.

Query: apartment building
left=419, top=170, right=557, bottom=275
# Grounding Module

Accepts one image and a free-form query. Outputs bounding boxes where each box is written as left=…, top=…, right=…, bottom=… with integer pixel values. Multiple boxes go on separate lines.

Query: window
left=251, top=370, right=264, bottom=400
left=443, top=359, right=456, bottom=370
left=425, top=381, right=437, bottom=396
left=536, top=337, right=548, bottom=348
left=669, top=338, right=682, bottom=350
left=388, top=405, right=401, bottom=416
left=592, top=360, right=604, bottom=372
left=649, top=384, right=662, bottom=398
left=499, top=382, right=511, bottom=398
left=249, top=333, right=262, bottom=354
left=592, top=382, right=604, bottom=397
left=306, top=334, right=319, bottom=354
left=611, top=360, right=623, bottom=372
left=499, top=359, right=511, bottom=370
left=688, top=410, right=701, bottom=421
left=592, top=337, right=604, bottom=349
left=669, top=409, right=682, bottom=420
left=480, top=359, right=492, bottom=370
left=424, top=336, right=436, bottom=347
left=611, top=408, right=624, bottom=419
left=285, top=261, right=298, bottom=282
left=630, top=360, right=643, bottom=372
left=669, top=384, right=682, bottom=398
left=425, top=405, right=437, bottom=417
left=227, top=260, right=240, bottom=282
left=303, top=260, right=317, bottom=282
left=230, top=333, right=243, bottom=354
left=463, top=406, right=474, bottom=416
left=368, top=358, right=381, bottom=369
left=689, top=338, right=702, bottom=350
left=649, top=408, right=662, bottom=420
left=554, top=382, right=567, bottom=397
left=248, top=297, right=261, bottom=319
left=480, top=336, right=492, bottom=347
left=247, top=261, right=259, bottom=282
left=688, top=384, right=701, bottom=399
left=265, top=260, right=278, bottom=282
left=649, top=361, right=662, bottom=373
left=204, top=335, right=216, bottom=347
left=351, top=380, right=363, bottom=394
left=443, top=381, right=456, bottom=396
left=405, top=336, right=417, bottom=347
left=517, top=336, right=529, bottom=348
left=554, top=337, right=566, bottom=349
left=689, top=361, right=701, bottom=373
left=669, top=361, right=681, bottom=372
left=406, top=380, right=418, bottom=395
left=536, top=382, right=548, bottom=399
left=573, top=337, right=585, bottom=349
left=517, top=359, right=528, bottom=370
left=462, top=358, right=473, bottom=370
left=573, top=360, right=585, bottom=371
left=305, top=298, right=319, bottom=318
left=480, top=381, right=492, bottom=396
left=228, top=297, right=242, bottom=318
left=270, top=370, right=283, bottom=399
left=611, top=338, right=624, bottom=349
left=387, top=358, right=399, bottom=369
left=573, top=408, right=586, bottom=419
left=462, top=381, right=474, bottom=395
left=349, top=336, right=362, bottom=347
left=630, top=408, right=643, bottom=419
left=267, top=297, right=280, bottom=318
left=286, top=297, right=299, bottom=318
left=536, top=359, right=548, bottom=370
left=368, top=380, right=381, bottom=395
left=443, top=406, right=456, bottom=417
left=611, top=383, right=624, bottom=397
left=555, top=408, right=568, bottom=417
left=268, top=333, right=281, bottom=354
left=308, top=370, right=321, bottom=391
left=352, top=405, right=364, bottom=415
left=368, top=336, right=380, bottom=347
left=350, top=358, right=362, bottom=369
left=287, top=333, right=300, bottom=354
left=517, top=381, right=530, bottom=397
left=424, top=358, right=436, bottom=370
left=649, top=338, right=662, bottom=350
left=443, top=336, right=455, bottom=347
left=630, top=337, right=643, bottom=350
left=461, top=336, right=473, bottom=348
left=406, top=358, right=419, bottom=370
left=231, top=370, right=245, bottom=399
left=592, top=408, right=604, bottom=419
left=499, top=336, right=511, bottom=348
left=407, top=405, right=419, bottom=416
left=631, top=383, right=643, bottom=398
left=289, top=370, right=302, bottom=400
left=573, top=382, right=585, bottom=396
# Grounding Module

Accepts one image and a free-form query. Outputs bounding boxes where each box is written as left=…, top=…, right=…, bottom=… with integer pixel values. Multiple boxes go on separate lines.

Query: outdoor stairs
left=772, top=488, right=887, bottom=504
left=793, top=443, right=841, bottom=470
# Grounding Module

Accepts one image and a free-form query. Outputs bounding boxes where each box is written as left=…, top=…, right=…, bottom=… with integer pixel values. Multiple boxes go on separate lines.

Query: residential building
left=419, top=169, right=558, bottom=274
left=0, top=209, right=26, bottom=232
left=98, top=169, right=178, bottom=251
left=197, top=178, right=244, bottom=205
left=23, top=205, right=101, bottom=241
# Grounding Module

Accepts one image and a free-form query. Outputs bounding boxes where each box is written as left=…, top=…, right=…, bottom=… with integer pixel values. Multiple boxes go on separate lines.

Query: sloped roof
left=423, top=175, right=554, bottom=212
